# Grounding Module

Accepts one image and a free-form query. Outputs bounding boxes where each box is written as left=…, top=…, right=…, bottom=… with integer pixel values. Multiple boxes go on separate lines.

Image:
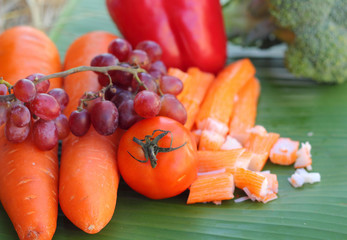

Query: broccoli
left=269, top=0, right=347, bottom=84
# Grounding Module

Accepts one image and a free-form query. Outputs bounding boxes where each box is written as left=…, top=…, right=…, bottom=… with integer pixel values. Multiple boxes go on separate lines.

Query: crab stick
left=196, top=59, right=256, bottom=150
left=269, top=138, right=299, bottom=165
left=294, top=142, right=312, bottom=169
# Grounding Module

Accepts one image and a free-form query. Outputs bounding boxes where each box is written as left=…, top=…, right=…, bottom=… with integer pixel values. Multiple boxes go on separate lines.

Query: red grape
left=48, top=88, right=69, bottom=110
left=158, top=94, right=187, bottom=124
left=90, top=100, right=118, bottom=135
left=110, top=63, right=133, bottom=88
left=54, top=114, right=70, bottom=139
left=128, top=50, right=151, bottom=70
left=0, top=84, right=7, bottom=95
left=69, top=109, right=91, bottom=136
left=26, top=73, right=50, bottom=93
left=90, top=53, right=119, bottom=86
left=108, top=38, right=132, bottom=62
left=149, top=60, right=167, bottom=75
left=9, top=104, right=31, bottom=127
left=31, top=93, right=61, bottom=120
left=0, top=102, right=9, bottom=126
left=118, top=100, right=142, bottom=130
left=104, top=85, right=118, bottom=100
left=5, top=120, right=30, bottom=143
left=131, top=72, right=157, bottom=92
left=133, top=90, right=161, bottom=118
left=136, top=41, right=162, bottom=62
left=111, top=88, right=133, bottom=108
left=33, top=119, right=58, bottom=151
left=13, top=79, right=36, bottom=102
left=160, top=75, right=183, bottom=95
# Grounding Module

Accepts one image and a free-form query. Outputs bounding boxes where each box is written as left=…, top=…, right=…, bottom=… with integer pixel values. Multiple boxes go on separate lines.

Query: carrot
left=195, top=59, right=256, bottom=150
left=59, top=31, right=121, bottom=234
left=0, top=26, right=62, bottom=89
left=167, top=68, right=192, bottom=86
left=228, top=77, right=260, bottom=145
left=187, top=170, right=234, bottom=204
left=197, top=149, right=245, bottom=173
left=269, top=138, right=299, bottom=165
left=0, top=26, right=61, bottom=240
left=245, top=128, right=280, bottom=171
left=170, top=67, right=214, bottom=130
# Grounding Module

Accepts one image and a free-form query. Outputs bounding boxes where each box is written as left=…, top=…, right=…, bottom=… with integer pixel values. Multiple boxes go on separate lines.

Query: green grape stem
left=0, top=65, right=146, bottom=102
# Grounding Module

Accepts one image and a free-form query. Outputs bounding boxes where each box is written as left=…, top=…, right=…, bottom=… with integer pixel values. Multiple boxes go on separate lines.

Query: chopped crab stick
left=228, top=77, right=261, bottom=145
left=197, top=149, right=245, bottom=173
left=167, top=67, right=192, bottom=86
left=245, top=128, right=280, bottom=171
left=234, top=168, right=278, bottom=203
left=220, top=135, right=243, bottom=150
left=187, top=170, right=234, bottom=204
left=288, top=168, right=321, bottom=188
left=261, top=171, right=278, bottom=194
left=175, top=67, right=214, bottom=130
left=294, top=142, right=312, bottom=169
left=269, top=138, right=299, bottom=165
left=196, top=59, right=256, bottom=150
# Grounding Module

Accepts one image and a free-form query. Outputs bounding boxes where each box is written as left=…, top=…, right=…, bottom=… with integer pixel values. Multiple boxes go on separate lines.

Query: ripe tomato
left=117, top=116, right=198, bottom=199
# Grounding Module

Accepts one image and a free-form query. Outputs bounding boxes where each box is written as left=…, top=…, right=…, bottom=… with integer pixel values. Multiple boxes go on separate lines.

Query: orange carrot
left=269, top=138, right=299, bottom=165
left=0, top=26, right=62, bottom=89
left=187, top=170, right=234, bottom=204
left=59, top=31, right=121, bottom=234
left=195, top=59, right=256, bottom=150
left=0, top=26, right=61, bottom=240
left=245, top=128, right=280, bottom=171
left=167, top=68, right=192, bottom=86
left=170, top=67, right=214, bottom=130
left=228, top=77, right=260, bottom=145
left=197, top=149, right=245, bottom=173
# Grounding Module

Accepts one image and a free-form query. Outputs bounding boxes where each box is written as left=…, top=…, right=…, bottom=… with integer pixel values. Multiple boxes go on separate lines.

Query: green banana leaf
left=1, top=0, right=347, bottom=239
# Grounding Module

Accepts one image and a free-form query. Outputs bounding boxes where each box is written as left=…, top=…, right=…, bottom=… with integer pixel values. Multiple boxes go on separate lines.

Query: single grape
left=54, top=114, right=70, bottom=140
left=131, top=72, right=158, bottom=92
left=9, top=104, right=31, bottom=127
left=90, top=100, right=118, bottom=136
left=128, top=50, right=151, bottom=70
left=0, top=102, right=9, bottom=126
left=108, top=38, right=132, bottom=62
left=13, top=79, right=37, bottom=102
left=26, top=73, right=50, bottom=93
left=31, top=93, right=61, bottom=120
left=160, top=75, right=183, bottom=95
left=136, top=40, right=162, bottom=62
left=104, top=85, right=118, bottom=100
left=110, top=63, right=133, bottom=88
left=118, top=100, right=142, bottom=130
left=69, top=109, right=91, bottom=137
left=111, top=88, right=133, bottom=108
left=48, top=88, right=69, bottom=110
left=133, top=90, right=161, bottom=118
left=32, top=119, right=58, bottom=151
left=0, top=84, right=7, bottom=95
left=90, top=53, right=119, bottom=86
left=5, top=120, right=30, bottom=143
left=149, top=60, right=167, bottom=75
left=158, top=94, right=187, bottom=124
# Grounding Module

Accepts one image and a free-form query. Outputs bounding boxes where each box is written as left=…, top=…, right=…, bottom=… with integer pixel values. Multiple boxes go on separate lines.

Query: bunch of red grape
left=71, top=38, right=187, bottom=137
left=0, top=74, right=69, bottom=151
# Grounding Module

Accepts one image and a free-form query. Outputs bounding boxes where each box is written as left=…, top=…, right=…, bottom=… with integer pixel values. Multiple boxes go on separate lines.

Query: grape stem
left=0, top=65, right=146, bottom=102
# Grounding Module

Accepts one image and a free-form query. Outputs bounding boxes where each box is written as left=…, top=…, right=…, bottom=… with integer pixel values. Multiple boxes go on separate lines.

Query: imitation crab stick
left=294, top=142, right=312, bottom=169
left=245, top=127, right=280, bottom=171
left=59, top=31, right=121, bottom=234
left=170, top=67, right=214, bottom=130
left=195, top=59, right=256, bottom=150
left=0, top=26, right=62, bottom=89
left=0, top=26, right=62, bottom=240
left=187, top=170, right=234, bottom=204
left=197, top=149, right=245, bottom=173
left=269, top=138, right=299, bottom=165
left=228, top=77, right=260, bottom=145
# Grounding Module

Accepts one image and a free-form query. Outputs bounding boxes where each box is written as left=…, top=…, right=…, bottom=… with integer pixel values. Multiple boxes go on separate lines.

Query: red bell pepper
left=106, top=0, right=227, bottom=73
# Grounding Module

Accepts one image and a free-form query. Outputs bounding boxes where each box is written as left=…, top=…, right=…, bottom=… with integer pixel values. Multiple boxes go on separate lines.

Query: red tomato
left=117, top=116, right=198, bottom=199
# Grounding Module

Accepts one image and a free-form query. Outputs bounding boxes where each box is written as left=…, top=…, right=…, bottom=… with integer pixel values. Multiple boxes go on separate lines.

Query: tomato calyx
left=128, top=129, right=186, bottom=168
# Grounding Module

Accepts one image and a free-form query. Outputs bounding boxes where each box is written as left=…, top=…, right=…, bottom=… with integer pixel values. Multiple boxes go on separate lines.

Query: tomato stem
left=128, top=129, right=186, bottom=168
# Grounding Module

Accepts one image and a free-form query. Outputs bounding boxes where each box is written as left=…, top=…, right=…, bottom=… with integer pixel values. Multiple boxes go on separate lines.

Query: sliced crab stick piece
left=187, top=170, right=234, bottom=204
left=269, top=138, right=300, bottom=165
left=294, top=142, right=312, bottom=169
left=228, top=77, right=261, bottom=145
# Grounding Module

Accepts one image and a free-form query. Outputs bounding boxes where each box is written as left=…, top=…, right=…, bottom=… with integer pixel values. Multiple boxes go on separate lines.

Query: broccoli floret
left=269, top=0, right=347, bottom=83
